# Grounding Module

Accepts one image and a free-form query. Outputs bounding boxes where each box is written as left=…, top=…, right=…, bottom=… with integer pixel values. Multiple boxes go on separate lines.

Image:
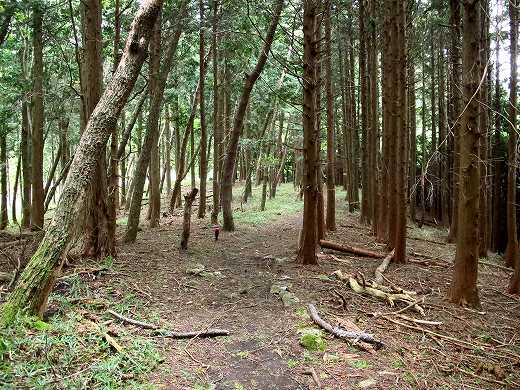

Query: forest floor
left=1, top=183, right=520, bottom=390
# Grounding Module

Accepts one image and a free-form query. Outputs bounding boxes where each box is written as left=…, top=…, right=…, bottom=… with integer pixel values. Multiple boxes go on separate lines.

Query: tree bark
left=1, top=0, right=163, bottom=324
left=449, top=0, right=481, bottom=308
left=220, top=0, right=284, bottom=231
left=359, top=0, right=370, bottom=224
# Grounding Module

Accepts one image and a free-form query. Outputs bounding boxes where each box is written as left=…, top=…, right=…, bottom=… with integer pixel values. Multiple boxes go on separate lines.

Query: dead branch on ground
left=307, top=304, right=384, bottom=349
left=320, top=240, right=385, bottom=258
left=374, top=249, right=394, bottom=285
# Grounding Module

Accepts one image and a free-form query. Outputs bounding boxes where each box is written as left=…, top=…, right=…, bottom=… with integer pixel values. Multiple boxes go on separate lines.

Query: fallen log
left=108, top=309, right=230, bottom=339
left=307, top=304, right=384, bottom=350
left=320, top=240, right=385, bottom=259
left=374, top=249, right=394, bottom=285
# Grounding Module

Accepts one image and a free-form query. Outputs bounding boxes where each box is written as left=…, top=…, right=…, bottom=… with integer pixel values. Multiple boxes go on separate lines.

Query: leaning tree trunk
left=1, top=0, right=163, bottom=325
left=449, top=0, right=481, bottom=308
left=220, top=0, right=284, bottom=231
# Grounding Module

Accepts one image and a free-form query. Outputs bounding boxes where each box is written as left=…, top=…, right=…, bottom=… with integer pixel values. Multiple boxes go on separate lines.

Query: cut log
left=320, top=240, right=385, bottom=258
left=307, top=304, right=384, bottom=349
left=374, top=249, right=394, bottom=285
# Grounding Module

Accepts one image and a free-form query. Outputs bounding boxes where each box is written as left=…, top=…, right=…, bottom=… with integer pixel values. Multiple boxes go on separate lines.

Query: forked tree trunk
left=220, top=0, right=284, bottom=231
left=30, top=4, right=45, bottom=230
left=298, top=0, right=318, bottom=265
left=505, top=0, right=519, bottom=269
left=1, top=0, right=163, bottom=324
left=449, top=0, right=481, bottom=308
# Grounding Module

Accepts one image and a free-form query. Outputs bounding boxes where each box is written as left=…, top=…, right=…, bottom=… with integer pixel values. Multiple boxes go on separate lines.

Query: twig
left=303, top=367, right=322, bottom=388
left=108, top=309, right=159, bottom=329
left=374, top=249, right=394, bottom=285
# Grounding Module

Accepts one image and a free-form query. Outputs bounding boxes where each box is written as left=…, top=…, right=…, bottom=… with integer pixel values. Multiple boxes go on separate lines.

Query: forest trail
left=78, top=186, right=520, bottom=390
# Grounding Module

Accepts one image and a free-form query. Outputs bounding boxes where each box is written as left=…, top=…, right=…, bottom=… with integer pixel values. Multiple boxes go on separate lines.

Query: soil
left=2, top=192, right=519, bottom=389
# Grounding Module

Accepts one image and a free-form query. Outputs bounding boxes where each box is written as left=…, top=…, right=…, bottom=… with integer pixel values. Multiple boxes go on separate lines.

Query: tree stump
left=180, top=188, right=198, bottom=250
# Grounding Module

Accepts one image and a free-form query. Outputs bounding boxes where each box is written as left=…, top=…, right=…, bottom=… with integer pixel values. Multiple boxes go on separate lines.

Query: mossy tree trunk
left=1, top=0, right=163, bottom=324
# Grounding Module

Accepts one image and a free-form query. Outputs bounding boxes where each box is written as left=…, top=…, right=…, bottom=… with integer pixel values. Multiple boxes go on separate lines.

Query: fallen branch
left=108, top=309, right=159, bottom=329
left=320, top=240, right=385, bottom=259
left=396, top=314, right=442, bottom=326
left=0, top=238, right=30, bottom=250
left=307, top=304, right=384, bottom=349
left=108, top=309, right=230, bottom=339
left=333, top=270, right=424, bottom=315
left=303, top=367, right=322, bottom=388
left=157, top=329, right=230, bottom=339
left=374, top=249, right=394, bottom=285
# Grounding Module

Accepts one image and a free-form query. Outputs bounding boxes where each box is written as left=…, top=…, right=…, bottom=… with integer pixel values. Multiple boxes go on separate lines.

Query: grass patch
left=0, top=278, right=162, bottom=389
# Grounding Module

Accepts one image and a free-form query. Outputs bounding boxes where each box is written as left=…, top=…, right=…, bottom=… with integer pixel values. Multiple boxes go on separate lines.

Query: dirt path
left=85, top=194, right=520, bottom=390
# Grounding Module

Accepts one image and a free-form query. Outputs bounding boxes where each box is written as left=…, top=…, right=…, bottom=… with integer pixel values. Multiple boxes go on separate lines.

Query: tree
left=220, top=0, right=284, bottom=231
left=448, top=0, right=481, bottom=307
left=30, top=3, right=44, bottom=230
left=505, top=0, right=518, bottom=269
left=197, top=0, right=208, bottom=219
left=325, top=0, right=335, bottom=231
left=298, top=0, right=319, bottom=265
left=124, top=4, right=185, bottom=243
left=1, top=0, right=163, bottom=324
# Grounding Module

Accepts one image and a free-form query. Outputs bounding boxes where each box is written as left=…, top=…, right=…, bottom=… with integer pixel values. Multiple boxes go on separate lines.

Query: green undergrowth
left=0, top=276, right=162, bottom=389
left=231, top=183, right=347, bottom=227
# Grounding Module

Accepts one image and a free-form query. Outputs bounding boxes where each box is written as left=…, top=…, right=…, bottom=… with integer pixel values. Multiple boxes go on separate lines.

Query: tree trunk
left=12, top=154, right=20, bottom=226
left=124, top=6, right=185, bottom=242
left=30, top=3, right=45, bottom=230
left=0, top=131, right=8, bottom=229
left=1, top=0, right=163, bottom=324
left=297, top=0, right=319, bottom=265
left=220, top=0, right=284, bottom=231
left=148, top=12, right=162, bottom=228
left=325, top=0, right=335, bottom=231
left=447, top=0, right=462, bottom=243
left=359, top=0, right=369, bottom=224
left=449, top=0, right=481, bottom=308
left=21, top=98, right=31, bottom=229
left=210, top=0, right=221, bottom=225
left=198, top=0, right=208, bottom=218
left=505, top=0, right=519, bottom=269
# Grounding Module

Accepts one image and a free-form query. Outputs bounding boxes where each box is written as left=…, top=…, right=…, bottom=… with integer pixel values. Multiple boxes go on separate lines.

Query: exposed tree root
left=307, top=304, right=384, bottom=349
